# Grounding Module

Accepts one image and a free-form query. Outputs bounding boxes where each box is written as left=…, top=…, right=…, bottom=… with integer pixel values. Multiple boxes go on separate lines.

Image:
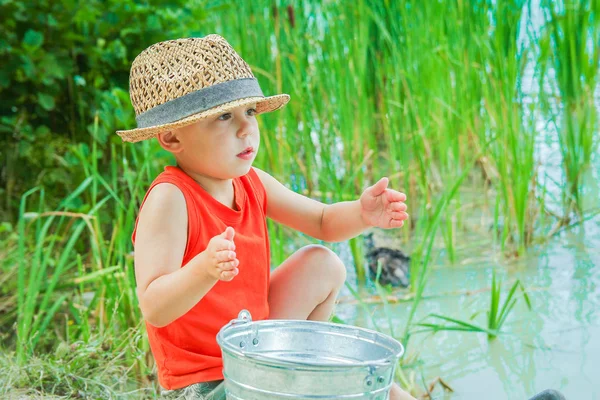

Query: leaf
left=57, top=176, right=93, bottom=209
left=37, top=93, right=55, bottom=111
left=429, top=314, right=493, bottom=334
left=415, top=313, right=498, bottom=336
left=34, top=125, right=50, bottom=136
left=47, top=15, right=58, bottom=27
left=20, top=56, right=36, bottom=79
left=74, top=75, right=86, bottom=87
left=518, top=281, right=532, bottom=310
left=23, top=29, right=44, bottom=50
left=496, top=280, right=520, bottom=326
left=41, top=53, right=67, bottom=81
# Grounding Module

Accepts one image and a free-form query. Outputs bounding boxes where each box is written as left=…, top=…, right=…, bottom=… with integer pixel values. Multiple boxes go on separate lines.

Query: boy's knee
left=300, top=245, right=347, bottom=287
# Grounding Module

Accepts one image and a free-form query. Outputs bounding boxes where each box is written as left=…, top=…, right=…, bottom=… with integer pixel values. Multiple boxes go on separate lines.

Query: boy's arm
left=253, top=168, right=408, bottom=242
left=134, top=184, right=236, bottom=328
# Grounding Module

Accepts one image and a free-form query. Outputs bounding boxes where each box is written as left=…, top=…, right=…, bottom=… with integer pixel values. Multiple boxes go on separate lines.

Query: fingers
left=218, top=258, right=239, bottom=271
left=216, top=249, right=238, bottom=270
left=218, top=259, right=239, bottom=281
left=216, top=249, right=239, bottom=280
left=385, top=190, right=407, bottom=202
left=220, top=226, right=235, bottom=241
left=212, top=237, right=235, bottom=251
left=390, top=211, right=409, bottom=220
left=207, top=228, right=238, bottom=281
left=388, top=202, right=407, bottom=212
left=219, top=268, right=239, bottom=281
left=211, top=239, right=235, bottom=251
left=216, top=249, right=237, bottom=263
left=215, top=227, right=236, bottom=251
left=369, top=177, right=389, bottom=197
left=388, top=219, right=405, bottom=228
left=388, top=200, right=408, bottom=222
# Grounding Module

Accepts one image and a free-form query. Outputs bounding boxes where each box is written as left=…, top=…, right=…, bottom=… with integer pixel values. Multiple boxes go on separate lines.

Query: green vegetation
left=539, top=0, right=600, bottom=217
left=1, top=0, right=599, bottom=398
left=414, top=271, right=532, bottom=339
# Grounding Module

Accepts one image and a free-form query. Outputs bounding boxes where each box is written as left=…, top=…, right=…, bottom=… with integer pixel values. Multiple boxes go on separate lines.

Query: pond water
left=335, top=218, right=600, bottom=399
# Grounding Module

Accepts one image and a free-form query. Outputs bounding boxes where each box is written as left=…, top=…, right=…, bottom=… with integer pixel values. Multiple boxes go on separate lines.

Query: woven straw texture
left=116, top=34, right=289, bottom=143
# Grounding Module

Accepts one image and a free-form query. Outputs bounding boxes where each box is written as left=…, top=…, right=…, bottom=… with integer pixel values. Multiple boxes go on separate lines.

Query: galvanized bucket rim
left=217, top=315, right=404, bottom=370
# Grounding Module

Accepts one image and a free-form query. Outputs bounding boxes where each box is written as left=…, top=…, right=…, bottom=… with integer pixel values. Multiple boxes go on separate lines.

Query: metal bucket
left=216, top=310, right=404, bottom=399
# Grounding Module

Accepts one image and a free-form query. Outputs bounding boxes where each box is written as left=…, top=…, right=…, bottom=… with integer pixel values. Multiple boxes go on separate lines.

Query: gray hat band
left=135, top=77, right=264, bottom=128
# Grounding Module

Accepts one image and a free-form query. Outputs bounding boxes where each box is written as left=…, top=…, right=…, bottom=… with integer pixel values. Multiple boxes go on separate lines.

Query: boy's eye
left=217, top=108, right=257, bottom=121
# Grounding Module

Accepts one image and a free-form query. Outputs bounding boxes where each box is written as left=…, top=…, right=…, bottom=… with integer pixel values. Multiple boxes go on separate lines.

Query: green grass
left=1, top=335, right=155, bottom=399
left=5, top=118, right=163, bottom=383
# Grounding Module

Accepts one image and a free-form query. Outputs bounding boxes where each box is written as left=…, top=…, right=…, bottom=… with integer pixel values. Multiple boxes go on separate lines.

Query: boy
left=117, top=34, right=413, bottom=399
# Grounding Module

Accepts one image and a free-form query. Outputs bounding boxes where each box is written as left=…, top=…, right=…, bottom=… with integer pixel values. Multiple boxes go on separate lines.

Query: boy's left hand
left=359, top=177, right=408, bottom=229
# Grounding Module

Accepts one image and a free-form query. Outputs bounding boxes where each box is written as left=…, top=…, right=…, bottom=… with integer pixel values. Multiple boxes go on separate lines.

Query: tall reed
left=209, top=0, right=582, bottom=267
left=482, top=1, right=539, bottom=254
left=540, top=0, right=600, bottom=216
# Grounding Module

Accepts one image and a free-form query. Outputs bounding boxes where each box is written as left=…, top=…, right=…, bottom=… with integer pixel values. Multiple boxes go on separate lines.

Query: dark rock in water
left=364, top=232, right=411, bottom=288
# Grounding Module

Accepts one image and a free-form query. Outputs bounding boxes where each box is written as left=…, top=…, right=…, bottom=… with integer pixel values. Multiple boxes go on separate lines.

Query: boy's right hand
left=204, top=227, right=239, bottom=281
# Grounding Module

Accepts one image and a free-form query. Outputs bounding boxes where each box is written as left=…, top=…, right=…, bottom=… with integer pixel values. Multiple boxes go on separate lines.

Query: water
left=335, top=219, right=600, bottom=399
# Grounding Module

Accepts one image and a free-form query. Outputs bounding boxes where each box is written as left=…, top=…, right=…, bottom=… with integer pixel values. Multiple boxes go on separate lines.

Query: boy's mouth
left=236, top=147, right=255, bottom=159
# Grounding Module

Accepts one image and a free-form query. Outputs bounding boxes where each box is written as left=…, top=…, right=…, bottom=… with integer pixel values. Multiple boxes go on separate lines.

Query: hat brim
left=116, top=94, right=290, bottom=143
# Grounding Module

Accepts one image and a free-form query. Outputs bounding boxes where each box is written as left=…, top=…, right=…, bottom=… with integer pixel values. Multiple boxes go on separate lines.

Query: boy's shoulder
left=133, top=181, right=187, bottom=247
left=141, top=182, right=186, bottom=215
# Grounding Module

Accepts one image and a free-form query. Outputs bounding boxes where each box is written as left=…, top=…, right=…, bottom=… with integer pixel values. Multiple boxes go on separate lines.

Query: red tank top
left=131, top=166, right=270, bottom=389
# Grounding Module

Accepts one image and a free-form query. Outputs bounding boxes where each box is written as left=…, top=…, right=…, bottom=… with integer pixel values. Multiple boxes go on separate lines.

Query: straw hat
left=116, top=34, right=290, bottom=143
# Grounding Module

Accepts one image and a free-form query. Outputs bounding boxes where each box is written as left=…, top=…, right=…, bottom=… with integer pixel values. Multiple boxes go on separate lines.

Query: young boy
left=117, top=34, right=413, bottom=400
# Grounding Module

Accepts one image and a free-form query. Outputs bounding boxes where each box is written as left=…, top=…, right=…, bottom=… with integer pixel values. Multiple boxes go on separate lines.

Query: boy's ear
left=156, top=130, right=183, bottom=153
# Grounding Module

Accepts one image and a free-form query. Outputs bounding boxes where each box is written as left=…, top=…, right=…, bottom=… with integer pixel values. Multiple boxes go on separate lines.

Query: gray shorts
left=161, top=380, right=226, bottom=400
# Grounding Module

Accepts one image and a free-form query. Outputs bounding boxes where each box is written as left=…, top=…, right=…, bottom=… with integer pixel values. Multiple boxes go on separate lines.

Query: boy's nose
left=236, top=114, right=256, bottom=138
left=237, top=125, right=254, bottom=138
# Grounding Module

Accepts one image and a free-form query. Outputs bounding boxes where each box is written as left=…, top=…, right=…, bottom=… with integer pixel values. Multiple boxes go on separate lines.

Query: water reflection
left=334, top=215, right=600, bottom=399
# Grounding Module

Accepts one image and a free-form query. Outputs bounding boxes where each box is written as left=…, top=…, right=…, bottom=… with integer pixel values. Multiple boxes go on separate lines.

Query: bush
left=0, top=0, right=212, bottom=221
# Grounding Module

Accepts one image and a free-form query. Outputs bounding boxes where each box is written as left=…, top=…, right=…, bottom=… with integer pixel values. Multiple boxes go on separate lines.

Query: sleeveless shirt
left=131, top=166, right=270, bottom=389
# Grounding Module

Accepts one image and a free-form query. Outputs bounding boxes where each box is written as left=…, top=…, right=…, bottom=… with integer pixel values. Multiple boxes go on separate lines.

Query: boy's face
left=160, top=103, right=260, bottom=179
